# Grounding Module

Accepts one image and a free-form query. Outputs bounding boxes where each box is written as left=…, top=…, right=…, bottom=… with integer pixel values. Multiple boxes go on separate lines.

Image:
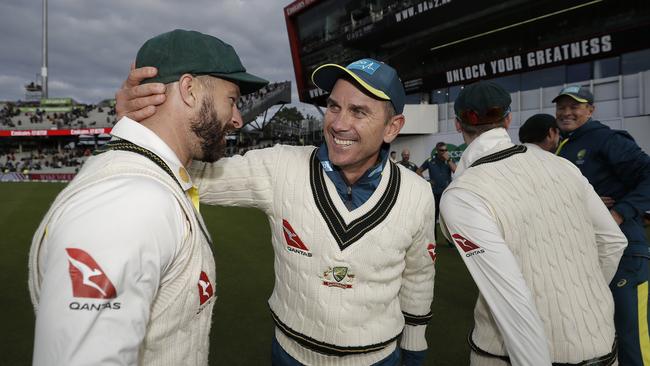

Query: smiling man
left=116, top=58, right=436, bottom=365
left=554, top=85, right=650, bottom=366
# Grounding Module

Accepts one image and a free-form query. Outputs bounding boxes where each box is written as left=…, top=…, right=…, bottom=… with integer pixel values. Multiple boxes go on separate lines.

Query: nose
left=327, top=111, right=351, bottom=132
left=231, top=105, right=243, bottom=129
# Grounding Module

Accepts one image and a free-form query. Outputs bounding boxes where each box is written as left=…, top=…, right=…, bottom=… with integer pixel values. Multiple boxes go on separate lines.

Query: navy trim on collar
left=316, top=142, right=390, bottom=210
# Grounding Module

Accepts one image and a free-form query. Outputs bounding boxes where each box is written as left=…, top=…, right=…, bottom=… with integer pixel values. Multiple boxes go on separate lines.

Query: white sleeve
left=190, top=145, right=283, bottom=213
left=440, top=189, right=552, bottom=366
left=32, top=176, right=184, bottom=366
left=399, top=187, right=436, bottom=351
left=581, top=176, right=627, bottom=283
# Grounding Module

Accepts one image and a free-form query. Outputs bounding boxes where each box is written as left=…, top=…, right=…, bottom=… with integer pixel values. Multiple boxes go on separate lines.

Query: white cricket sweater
left=192, top=144, right=436, bottom=365
left=29, top=148, right=216, bottom=366
left=448, top=142, right=618, bottom=363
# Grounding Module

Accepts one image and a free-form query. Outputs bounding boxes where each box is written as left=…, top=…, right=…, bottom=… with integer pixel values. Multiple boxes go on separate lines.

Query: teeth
left=334, top=137, right=354, bottom=146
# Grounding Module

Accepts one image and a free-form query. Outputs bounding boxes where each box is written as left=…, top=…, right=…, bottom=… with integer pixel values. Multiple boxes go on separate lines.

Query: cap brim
left=311, top=64, right=390, bottom=100
left=552, top=93, right=589, bottom=104
left=211, top=71, right=269, bottom=95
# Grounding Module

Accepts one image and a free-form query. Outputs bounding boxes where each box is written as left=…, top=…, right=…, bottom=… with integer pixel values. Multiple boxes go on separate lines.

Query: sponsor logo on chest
left=282, top=219, right=312, bottom=257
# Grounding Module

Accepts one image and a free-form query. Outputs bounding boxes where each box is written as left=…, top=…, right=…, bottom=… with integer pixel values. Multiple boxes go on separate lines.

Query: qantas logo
left=197, top=271, right=214, bottom=305
left=427, top=243, right=436, bottom=262
left=451, top=234, right=485, bottom=257
left=282, top=219, right=312, bottom=257
left=66, top=248, right=116, bottom=299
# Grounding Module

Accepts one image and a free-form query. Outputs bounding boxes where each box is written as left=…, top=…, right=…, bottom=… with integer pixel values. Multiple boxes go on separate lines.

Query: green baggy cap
left=136, top=29, right=268, bottom=95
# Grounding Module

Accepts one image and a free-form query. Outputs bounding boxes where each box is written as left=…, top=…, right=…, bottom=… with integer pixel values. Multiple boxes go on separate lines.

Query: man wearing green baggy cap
left=29, top=29, right=268, bottom=365
left=439, top=80, right=626, bottom=365
left=116, top=58, right=436, bottom=365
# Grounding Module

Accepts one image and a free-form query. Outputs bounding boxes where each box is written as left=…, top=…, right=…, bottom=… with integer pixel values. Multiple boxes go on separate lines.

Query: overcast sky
left=0, top=0, right=317, bottom=114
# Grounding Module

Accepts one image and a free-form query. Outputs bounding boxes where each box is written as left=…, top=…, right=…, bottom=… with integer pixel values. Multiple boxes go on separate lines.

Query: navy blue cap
left=311, top=58, right=406, bottom=114
left=552, top=85, right=594, bottom=104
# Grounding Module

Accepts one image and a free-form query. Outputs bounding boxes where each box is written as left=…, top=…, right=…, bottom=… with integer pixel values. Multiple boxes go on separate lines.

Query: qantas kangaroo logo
left=427, top=243, right=436, bottom=262
left=197, top=271, right=214, bottom=305
left=66, top=248, right=116, bottom=299
left=282, top=219, right=312, bottom=257
left=451, top=234, right=485, bottom=257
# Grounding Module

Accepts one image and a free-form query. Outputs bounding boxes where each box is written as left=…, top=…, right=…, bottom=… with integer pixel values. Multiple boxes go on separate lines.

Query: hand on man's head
left=115, top=63, right=167, bottom=121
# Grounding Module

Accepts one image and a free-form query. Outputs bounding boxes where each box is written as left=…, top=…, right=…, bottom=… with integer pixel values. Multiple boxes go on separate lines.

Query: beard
left=190, top=98, right=229, bottom=163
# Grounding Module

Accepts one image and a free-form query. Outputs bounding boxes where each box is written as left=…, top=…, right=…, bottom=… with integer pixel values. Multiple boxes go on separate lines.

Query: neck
left=140, top=107, right=193, bottom=167
left=341, top=152, right=380, bottom=185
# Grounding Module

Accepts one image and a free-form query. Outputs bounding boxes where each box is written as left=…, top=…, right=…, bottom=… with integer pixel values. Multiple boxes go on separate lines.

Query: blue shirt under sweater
left=316, top=143, right=389, bottom=211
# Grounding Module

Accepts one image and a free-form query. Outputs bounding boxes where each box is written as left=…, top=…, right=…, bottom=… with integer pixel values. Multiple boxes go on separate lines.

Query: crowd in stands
left=0, top=147, right=91, bottom=174
left=0, top=103, right=116, bottom=129
left=237, top=81, right=289, bottom=112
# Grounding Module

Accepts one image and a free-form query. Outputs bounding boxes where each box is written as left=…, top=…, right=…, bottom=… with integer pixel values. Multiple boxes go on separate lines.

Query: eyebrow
left=349, top=103, right=372, bottom=115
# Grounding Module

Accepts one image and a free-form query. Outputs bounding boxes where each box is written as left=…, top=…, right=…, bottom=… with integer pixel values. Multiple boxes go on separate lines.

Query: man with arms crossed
left=29, top=29, right=268, bottom=365
left=118, top=59, right=436, bottom=365
left=554, top=85, right=650, bottom=366
left=440, top=81, right=627, bottom=365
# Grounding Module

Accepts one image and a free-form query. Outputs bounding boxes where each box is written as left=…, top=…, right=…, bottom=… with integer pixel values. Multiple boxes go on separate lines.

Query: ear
left=503, top=113, right=513, bottom=129
left=178, top=74, right=200, bottom=108
left=383, top=114, right=405, bottom=143
left=587, top=104, right=595, bottom=114
left=455, top=118, right=462, bottom=133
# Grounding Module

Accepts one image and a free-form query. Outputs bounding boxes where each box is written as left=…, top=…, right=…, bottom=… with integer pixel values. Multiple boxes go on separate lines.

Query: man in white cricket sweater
left=439, top=81, right=628, bottom=365
left=28, top=30, right=268, bottom=365
left=116, top=59, right=437, bottom=365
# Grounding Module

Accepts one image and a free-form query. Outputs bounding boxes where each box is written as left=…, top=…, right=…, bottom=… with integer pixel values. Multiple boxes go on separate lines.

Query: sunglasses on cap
left=458, top=106, right=511, bottom=125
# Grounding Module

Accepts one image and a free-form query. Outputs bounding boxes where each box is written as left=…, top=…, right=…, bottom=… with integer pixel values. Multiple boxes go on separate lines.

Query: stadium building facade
left=284, top=0, right=650, bottom=163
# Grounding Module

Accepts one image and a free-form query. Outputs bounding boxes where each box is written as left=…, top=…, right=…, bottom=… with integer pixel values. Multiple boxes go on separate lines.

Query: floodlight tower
left=41, top=0, right=48, bottom=98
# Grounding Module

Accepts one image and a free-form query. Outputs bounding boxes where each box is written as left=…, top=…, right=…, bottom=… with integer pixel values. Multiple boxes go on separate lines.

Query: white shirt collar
left=110, top=117, right=194, bottom=191
left=455, top=127, right=513, bottom=177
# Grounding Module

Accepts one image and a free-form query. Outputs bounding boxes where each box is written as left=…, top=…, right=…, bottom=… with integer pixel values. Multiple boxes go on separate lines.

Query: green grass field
left=0, top=182, right=477, bottom=365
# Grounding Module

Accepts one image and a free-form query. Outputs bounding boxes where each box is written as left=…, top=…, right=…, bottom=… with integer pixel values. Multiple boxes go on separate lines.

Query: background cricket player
left=554, top=85, right=650, bottom=366
left=440, top=80, right=627, bottom=365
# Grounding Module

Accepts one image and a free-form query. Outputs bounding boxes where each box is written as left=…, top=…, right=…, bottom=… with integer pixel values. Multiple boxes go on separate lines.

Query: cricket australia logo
left=451, top=233, right=485, bottom=258
left=282, top=219, right=312, bottom=257
left=576, top=149, right=587, bottom=165
left=322, top=266, right=355, bottom=289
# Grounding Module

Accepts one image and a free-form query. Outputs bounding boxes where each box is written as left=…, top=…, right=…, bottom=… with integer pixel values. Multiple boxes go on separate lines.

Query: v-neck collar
left=309, top=149, right=401, bottom=251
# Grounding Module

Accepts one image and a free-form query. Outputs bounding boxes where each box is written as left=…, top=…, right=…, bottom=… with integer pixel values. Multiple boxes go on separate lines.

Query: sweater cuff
left=400, top=324, right=428, bottom=351
left=613, top=201, right=637, bottom=221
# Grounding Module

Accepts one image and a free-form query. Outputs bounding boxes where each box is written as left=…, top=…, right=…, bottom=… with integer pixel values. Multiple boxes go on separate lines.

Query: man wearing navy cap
left=116, top=58, right=436, bottom=365
left=554, top=85, right=650, bottom=366
left=440, top=80, right=626, bottom=365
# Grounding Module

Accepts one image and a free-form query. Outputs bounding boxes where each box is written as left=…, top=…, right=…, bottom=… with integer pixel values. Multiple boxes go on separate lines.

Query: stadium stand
left=0, top=81, right=296, bottom=181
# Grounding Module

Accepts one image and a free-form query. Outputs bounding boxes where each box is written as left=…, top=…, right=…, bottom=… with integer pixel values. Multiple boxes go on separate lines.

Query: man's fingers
left=124, top=83, right=166, bottom=100
left=125, top=106, right=157, bottom=122
left=127, top=94, right=166, bottom=111
left=122, top=66, right=158, bottom=89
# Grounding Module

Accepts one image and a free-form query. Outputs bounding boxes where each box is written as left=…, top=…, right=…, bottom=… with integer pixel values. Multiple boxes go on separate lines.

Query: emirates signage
left=0, top=128, right=112, bottom=137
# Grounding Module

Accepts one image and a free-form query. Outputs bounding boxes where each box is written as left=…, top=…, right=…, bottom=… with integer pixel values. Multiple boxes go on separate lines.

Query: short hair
left=457, top=118, right=508, bottom=136
left=519, top=114, right=558, bottom=144
left=435, top=142, right=447, bottom=149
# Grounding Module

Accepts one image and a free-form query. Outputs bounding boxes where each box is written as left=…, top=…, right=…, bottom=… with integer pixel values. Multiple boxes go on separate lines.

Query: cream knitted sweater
left=29, top=150, right=216, bottom=365
left=192, top=144, right=436, bottom=365
left=447, top=143, right=618, bottom=363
